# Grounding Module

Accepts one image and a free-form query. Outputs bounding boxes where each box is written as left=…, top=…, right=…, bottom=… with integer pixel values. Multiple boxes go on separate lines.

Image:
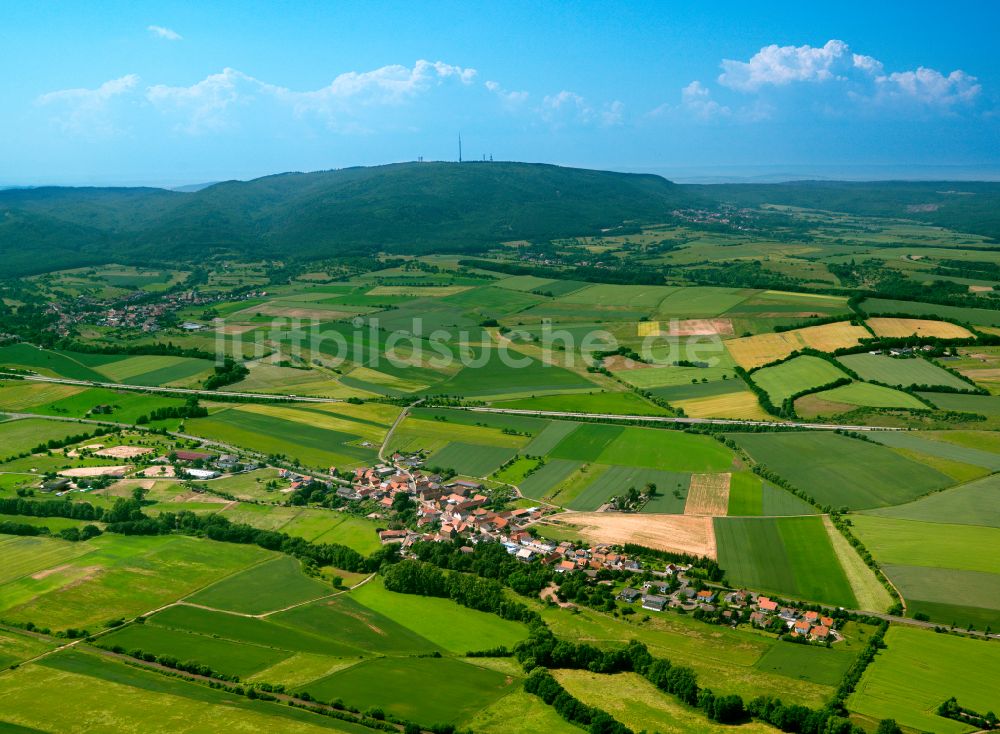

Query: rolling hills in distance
left=2, top=161, right=999, bottom=277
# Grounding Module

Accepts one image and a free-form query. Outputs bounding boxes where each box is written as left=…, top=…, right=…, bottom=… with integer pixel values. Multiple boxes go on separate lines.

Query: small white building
left=185, top=468, right=220, bottom=480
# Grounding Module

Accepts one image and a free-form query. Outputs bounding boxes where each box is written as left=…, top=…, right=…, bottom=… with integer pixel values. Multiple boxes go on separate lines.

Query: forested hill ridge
left=2, top=162, right=1000, bottom=278
left=0, top=162, right=699, bottom=276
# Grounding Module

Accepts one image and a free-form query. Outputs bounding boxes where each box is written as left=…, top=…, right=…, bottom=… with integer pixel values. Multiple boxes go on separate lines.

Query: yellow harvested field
left=673, top=391, right=771, bottom=420
left=684, top=473, right=731, bottom=516
left=0, top=381, right=86, bottom=411
left=638, top=318, right=733, bottom=337
left=725, top=321, right=870, bottom=368
left=546, top=512, right=716, bottom=558
left=866, top=317, right=973, bottom=339
left=821, top=515, right=893, bottom=612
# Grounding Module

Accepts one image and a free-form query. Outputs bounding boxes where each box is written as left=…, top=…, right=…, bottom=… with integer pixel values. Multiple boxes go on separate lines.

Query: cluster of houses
left=616, top=566, right=703, bottom=613
left=616, top=582, right=840, bottom=643
left=869, top=346, right=935, bottom=357
left=46, top=285, right=268, bottom=337
left=749, top=596, right=839, bottom=642
left=338, top=462, right=545, bottom=545
left=338, top=461, right=649, bottom=574
left=277, top=467, right=329, bottom=493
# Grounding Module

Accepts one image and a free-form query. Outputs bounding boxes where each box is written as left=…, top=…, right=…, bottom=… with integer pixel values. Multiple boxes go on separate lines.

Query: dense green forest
left=0, top=162, right=699, bottom=276
left=2, top=163, right=999, bottom=278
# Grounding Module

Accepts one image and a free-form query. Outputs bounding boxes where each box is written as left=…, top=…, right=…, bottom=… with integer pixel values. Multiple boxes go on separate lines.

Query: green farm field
left=554, top=669, right=778, bottom=734
left=863, top=472, right=1000, bottom=527
left=803, top=381, right=927, bottom=409
left=304, top=656, right=519, bottom=726
left=185, top=556, right=332, bottom=614
left=549, top=423, right=734, bottom=472
left=919, top=391, right=1000, bottom=415
left=427, top=441, right=518, bottom=476
left=0, top=650, right=371, bottom=734
left=271, top=596, right=441, bottom=656
left=145, top=603, right=364, bottom=658
left=520, top=459, right=592, bottom=504
left=850, top=515, right=1000, bottom=575
left=867, top=430, right=1000, bottom=471
left=98, top=622, right=290, bottom=677
left=749, top=355, right=849, bottom=403
left=0, top=417, right=103, bottom=457
left=566, top=465, right=690, bottom=511
left=837, top=353, right=972, bottom=390
left=0, top=628, right=57, bottom=669
left=348, top=578, right=529, bottom=653
left=726, top=472, right=817, bottom=516
left=849, top=626, right=1000, bottom=733
left=492, top=389, right=670, bottom=415
left=537, top=601, right=833, bottom=707
left=0, top=344, right=109, bottom=381
left=862, top=297, right=1000, bottom=328
left=752, top=633, right=862, bottom=687
left=0, top=533, right=271, bottom=632
left=850, top=515, right=1000, bottom=626
left=714, top=516, right=857, bottom=607
left=729, top=431, right=954, bottom=509
left=280, top=511, right=382, bottom=554
left=93, top=354, right=214, bottom=386
left=185, top=405, right=381, bottom=469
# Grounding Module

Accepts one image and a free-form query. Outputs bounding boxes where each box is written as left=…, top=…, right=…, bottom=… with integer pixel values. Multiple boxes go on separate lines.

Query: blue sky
left=2, top=0, right=998, bottom=185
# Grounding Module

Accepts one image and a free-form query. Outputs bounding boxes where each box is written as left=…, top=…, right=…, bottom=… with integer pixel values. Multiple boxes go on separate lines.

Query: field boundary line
left=257, top=572, right=376, bottom=617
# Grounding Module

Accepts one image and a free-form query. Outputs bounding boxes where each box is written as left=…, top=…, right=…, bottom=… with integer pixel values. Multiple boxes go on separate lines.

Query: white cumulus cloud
left=485, top=80, right=529, bottom=107
left=36, top=74, right=141, bottom=134
left=718, top=39, right=875, bottom=91
left=148, top=25, right=182, bottom=41
left=540, top=90, right=623, bottom=127
left=874, top=67, right=980, bottom=107
left=145, top=60, right=477, bottom=133
left=713, top=39, right=979, bottom=112
left=681, top=81, right=730, bottom=120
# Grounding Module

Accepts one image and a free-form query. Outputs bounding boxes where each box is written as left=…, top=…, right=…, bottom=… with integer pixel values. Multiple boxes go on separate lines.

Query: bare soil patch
left=59, top=465, right=129, bottom=477
left=547, top=512, right=716, bottom=559
left=540, top=584, right=575, bottom=608
left=603, top=354, right=652, bottom=371
left=31, top=564, right=72, bottom=580
left=95, top=445, right=154, bottom=459
left=139, top=465, right=176, bottom=478
left=683, top=473, right=731, bottom=516
left=666, top=318, right=735, bottom=336
left=794, top=394, right=855, bottom=418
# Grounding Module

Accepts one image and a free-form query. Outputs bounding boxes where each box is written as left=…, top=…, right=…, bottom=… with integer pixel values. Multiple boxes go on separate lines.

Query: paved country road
left=453, top=406, right=908, bottom=431
left=8, top=373, right=343, bottom=403
left=4, top=373, right=905, bottom=430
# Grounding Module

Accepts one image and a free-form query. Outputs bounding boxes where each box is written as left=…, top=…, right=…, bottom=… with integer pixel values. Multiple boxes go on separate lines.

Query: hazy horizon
left=4, top=161, right=1000, bottom=191
left=2, top=1, right=997, bottom=186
